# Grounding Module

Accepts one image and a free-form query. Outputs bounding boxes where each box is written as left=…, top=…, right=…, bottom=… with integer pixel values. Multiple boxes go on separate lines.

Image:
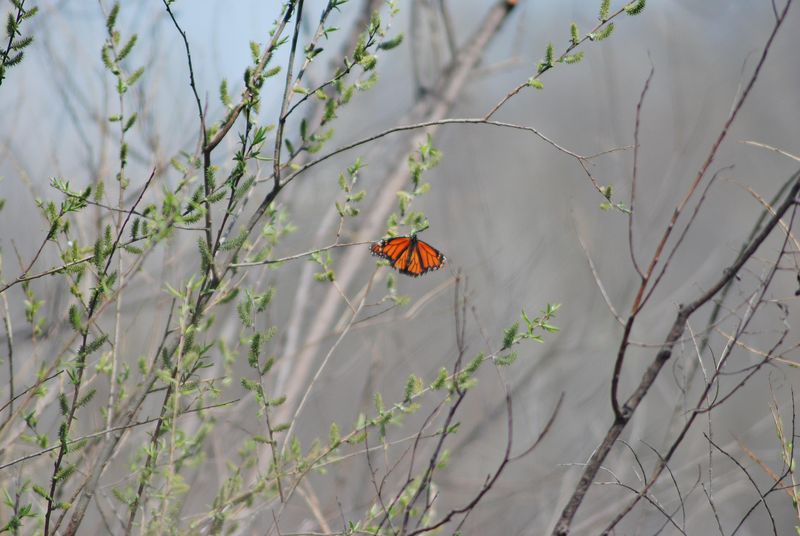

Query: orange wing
left=371, top=236, right=411, bottom=262
left=415, top=240, right=445, bottom=273
left=370, top=235, right=445, bottom=277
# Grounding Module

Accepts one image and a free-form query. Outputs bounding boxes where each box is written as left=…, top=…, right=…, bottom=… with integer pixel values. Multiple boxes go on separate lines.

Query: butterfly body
left=370, top=234, right=446, bottom=277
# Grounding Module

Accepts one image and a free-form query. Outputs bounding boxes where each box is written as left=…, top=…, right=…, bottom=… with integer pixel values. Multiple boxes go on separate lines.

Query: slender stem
left=231, top=240, right=370, bottom=267
left=273, top=0, right=305, bottom=189
left=279, top=273, right=374, bottom=457
left=0, top=0, right=26, bottom=87
left=107, top=11, right=131, bottom=435
left=483, top=3, right=632, bottom=120
left=628, top=65, right=653, bottom=279
left=1, top=293, right=13, bottom=425
left=281, top=117, right=588, bottom=189
left=204, top=2, right=297, bottom=154
left=43, top=169, right=156, bottom=534
left=552, top=172, right=800, bottom=535
left=609, top=0, right=794, bottom=420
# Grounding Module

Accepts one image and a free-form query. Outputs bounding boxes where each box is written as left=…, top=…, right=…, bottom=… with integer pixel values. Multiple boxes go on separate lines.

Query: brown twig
left=609, top=0, right=793, bottom=421
left=0, top=399, right=237, bottom=471
left=1, top=292, right=14, bottom=426
left=628, top=64, right=654, bottom=279
left=705, top=433, right=778, bottom=536
left=552, top=170, right=800, bottom=535
left=204, top=2, right=297, bottom=154
left=231, top=240, right=371, bottom=267
left=272, top=0, right=304, bottom=190
left=596, top=198, right=797, bottom=535
left=281, top=118, right=593, bottom=190
left=43, top=168, right=157, bottom=534
left=484, top=1, right=637, bottom=120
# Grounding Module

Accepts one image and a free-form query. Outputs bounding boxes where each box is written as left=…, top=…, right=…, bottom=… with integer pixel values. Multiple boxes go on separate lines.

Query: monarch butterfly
left=370, top=234, right=446, bottom=277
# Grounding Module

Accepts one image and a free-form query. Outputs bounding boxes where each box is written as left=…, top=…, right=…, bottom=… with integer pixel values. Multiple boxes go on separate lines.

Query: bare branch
left=628, top=64, right=654, bottom=279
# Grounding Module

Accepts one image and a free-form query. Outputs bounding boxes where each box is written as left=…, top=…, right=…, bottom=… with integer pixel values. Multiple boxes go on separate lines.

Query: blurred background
left=2, top=0, right=800, bottom=534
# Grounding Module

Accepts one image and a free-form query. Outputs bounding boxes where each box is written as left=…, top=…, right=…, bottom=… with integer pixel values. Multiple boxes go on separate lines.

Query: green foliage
left=106, top=2, right=119, bottom=34
left=0, top=0, right=38, bottom=86
left=22, top=282, right=45, bottom=337
left=249, top=40, right=260, bottom=63
left=599, top=184, right=631, bottom=213
left=311, top=249, right=335, bottom=282
left=496, top=352, right=518, bottom=367
left=570, top=22, right=580, bottom=45
left=383, top=136, right=441, bottom=237
left=219, top=78, right=231, bottom=107
left=54, top=463, right=77, bottom=482
left=527, top=77, right=544, bottom=89
left=220, top=228, right=248, bottom=251
left=237, top=288, right=275, bottom=330
left=378, top=33, right=403, bottom=51
left=335, top=158, right=366, bottom=218
left=431, top=367, right=448, bottom=390
left=1, top=485, right=36, bottom=532
left=465, top=353, right=484, bottom=376
left=118, top=34, right=137, bottom=61
left=82, top=335, right=109, bottom=359
left=502, top=304, right=560, bottom=350
left=32, top=484, right=51, bottom=501
left=404, top=374, right=424, bottom=402
left=563, top=52, right=584, bottom=64
left=328, top=422, right=341, bottom=448
left=68, top=304, right=82, bottom=333
left=624, top=0, right=646, bottom=15
left=198, top=237, right=213, bottom=273
left=502, top=323, right=519, bottom=351
left=593, top=22, right=615, bottom=41
left=247, top=332, right=262, bottom=368
left=599, top=0, right=610, bottom=21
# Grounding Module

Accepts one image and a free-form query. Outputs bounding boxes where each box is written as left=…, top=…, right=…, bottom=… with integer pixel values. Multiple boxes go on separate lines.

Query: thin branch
left=598, top=201, right=796, bottom=535
left=639, top=165, right=731, bottom=310
left=609, top=0, right=794, bottom=421
left=161, top=0, right=204, bottom=141
left=279, top=272, right=374, bottom=457
left=573, top=217, right=624, bottom=324
left=742, top=139, right=800, bottom=163
left=44, top=167, right=156, bottom=535
left=231, top=240, right=371, bottom=267
left=706, top=433, right=778, bottom=536
left=510, top=391, right=563, bottom=461
left=0, top=399, right=238, bottom=471
left=660, top=168, right=800, bottom=447
left=161, top=0, right=215, bottom=280
left=406, top=392, right=514, bottom=536
left=484, top=2, right=635, bottom=120
left=204, top=2, right=297, bottom=154
left=552, top=171, right=800, bottom=535
left=1, top=292, right=14, bottom=426
left=283, top=118, right=589, bottom=188
left=628, top=64, right=654, bottom=279
left=273, top=0, right=304, bottom=189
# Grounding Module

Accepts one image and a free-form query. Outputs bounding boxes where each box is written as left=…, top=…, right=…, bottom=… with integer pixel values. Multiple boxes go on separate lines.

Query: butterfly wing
left=415, top=239, right=446, bottom=273
left=396, top=239, right=421, bottom=276
left=370, top=235, right=445, bottom=277
left=371, top=236, right=411, bottom=265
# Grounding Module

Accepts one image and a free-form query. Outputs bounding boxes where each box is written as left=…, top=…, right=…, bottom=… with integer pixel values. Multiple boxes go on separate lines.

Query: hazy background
left=2, top=1, right=800, bottom=534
